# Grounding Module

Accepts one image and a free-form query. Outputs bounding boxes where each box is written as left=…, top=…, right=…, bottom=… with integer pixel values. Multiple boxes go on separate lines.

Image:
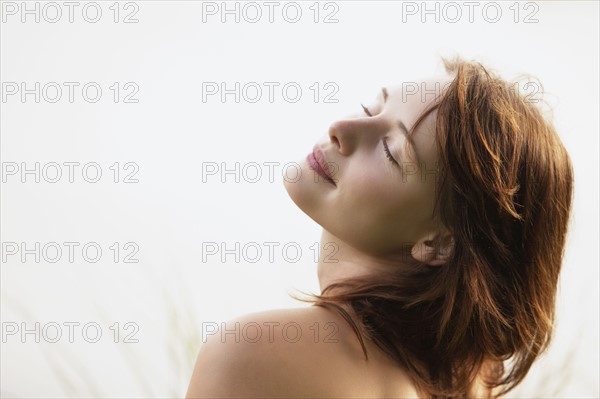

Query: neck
left=317, top=229, right=406, bottom=294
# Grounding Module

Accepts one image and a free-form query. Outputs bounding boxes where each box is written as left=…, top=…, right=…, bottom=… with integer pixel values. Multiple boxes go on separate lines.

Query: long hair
left=293, top=57, right=574, bottom=398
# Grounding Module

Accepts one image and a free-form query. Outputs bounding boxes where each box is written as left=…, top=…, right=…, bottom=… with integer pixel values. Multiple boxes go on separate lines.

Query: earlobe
left=411, top=234, right=454, bottom=266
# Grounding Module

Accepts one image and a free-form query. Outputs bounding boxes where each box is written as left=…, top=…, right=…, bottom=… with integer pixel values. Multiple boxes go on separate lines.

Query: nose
left=328, top=114, right=391, bottom=155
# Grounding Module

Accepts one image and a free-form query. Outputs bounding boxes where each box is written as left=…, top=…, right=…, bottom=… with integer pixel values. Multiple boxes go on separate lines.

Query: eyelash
left=383, top=138, right=398, bottom=165
left=361, top=103, right=398, bottom=165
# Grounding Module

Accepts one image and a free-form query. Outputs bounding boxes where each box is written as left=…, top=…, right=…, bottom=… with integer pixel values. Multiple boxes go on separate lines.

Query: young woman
left=186, top=57, right=574, bottom=398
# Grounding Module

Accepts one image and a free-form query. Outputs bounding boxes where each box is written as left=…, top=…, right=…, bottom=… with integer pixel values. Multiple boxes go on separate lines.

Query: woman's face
left=284, top=80, right=447, bottom=257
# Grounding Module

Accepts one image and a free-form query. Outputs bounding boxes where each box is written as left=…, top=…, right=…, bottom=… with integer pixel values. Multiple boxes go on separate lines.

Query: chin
left=284, top=174, right=314, bottom=213
left=285, top=173, right=331, bottom=228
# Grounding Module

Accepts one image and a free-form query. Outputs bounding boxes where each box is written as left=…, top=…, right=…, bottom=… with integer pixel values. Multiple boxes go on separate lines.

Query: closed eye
left=383, top=137, right=398, bottom=165
left=361, top=103, right=399, bottom=166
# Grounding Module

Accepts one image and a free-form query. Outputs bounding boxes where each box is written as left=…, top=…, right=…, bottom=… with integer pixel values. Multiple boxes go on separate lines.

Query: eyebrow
left=381, top=87, right=421, bottom=166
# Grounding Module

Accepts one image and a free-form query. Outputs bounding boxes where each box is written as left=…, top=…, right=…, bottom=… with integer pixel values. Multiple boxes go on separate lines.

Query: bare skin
left=187, top=79, right=492, bottom=397
left=186, top=305, right=420, bottom=398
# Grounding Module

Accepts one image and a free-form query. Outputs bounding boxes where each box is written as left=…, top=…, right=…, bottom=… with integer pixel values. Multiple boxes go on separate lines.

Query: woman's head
left=288, top=56, right=574, bottom=398
left=284, top=78, right=455, bottom=265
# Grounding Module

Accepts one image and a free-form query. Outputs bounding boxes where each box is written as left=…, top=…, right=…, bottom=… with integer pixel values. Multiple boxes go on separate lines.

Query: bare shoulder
left=185, top=306, right=354, bottom=398
left=186, top=306, right=418, bottom=398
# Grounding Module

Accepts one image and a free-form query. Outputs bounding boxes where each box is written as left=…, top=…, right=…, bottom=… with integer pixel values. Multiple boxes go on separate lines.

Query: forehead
left=382, top=77, right=450, bottom=134
left=387, top=78, right=451, bottom=109
left=385, top=78, right=450, bottom=115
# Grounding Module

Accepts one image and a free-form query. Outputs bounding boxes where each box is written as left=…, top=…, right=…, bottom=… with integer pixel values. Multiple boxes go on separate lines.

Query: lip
left=307, top=145, right=337, bottom=186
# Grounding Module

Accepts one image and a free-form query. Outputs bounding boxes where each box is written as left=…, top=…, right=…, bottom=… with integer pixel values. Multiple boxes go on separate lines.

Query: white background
left=1, top=1, right=598, bottom=397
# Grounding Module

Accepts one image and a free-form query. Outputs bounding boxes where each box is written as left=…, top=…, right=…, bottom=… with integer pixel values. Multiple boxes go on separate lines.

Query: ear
left=411, top=232, right=454, bottom=266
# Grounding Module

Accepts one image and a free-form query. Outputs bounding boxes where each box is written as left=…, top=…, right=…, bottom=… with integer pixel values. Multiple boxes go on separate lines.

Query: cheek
left=344, top=167, right=434, bottom=227
left=340, top=167, right=410, bottom=222
left=350, top=165, right=409, bottom=203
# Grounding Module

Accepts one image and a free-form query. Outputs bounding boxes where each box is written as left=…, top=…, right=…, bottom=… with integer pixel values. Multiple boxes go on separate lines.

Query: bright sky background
left=1, top=1, right=598, bottom=397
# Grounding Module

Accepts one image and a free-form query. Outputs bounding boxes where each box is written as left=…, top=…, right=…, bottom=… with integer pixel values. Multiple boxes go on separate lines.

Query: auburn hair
left=294, top=57, right=574, bottom=398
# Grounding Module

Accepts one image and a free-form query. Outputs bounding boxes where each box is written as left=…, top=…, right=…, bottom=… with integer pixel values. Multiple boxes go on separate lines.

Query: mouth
left=307, top=145, right=337, bottom=186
